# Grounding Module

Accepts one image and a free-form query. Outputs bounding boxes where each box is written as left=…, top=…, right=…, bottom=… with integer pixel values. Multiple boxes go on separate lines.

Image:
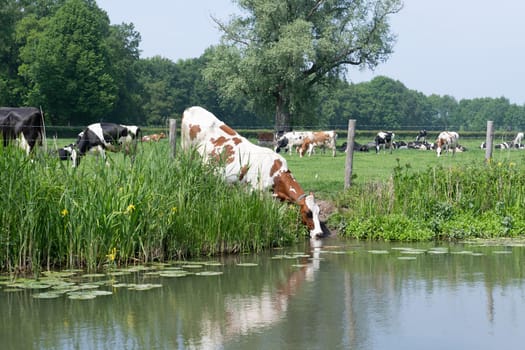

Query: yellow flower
left=497, top=162, right=502, bottom=167
left=510, top=162, right=516, bottom=167
left=171, top=206, right=178, bottom=213
left=60, top=209, right=68, bottom=217
left=106, top=247, right=117, bottom=262
left=125, top=204, right=136, bottom=214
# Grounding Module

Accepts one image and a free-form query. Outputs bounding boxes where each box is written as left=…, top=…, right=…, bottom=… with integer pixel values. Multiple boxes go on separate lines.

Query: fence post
left=344, top=119, right=356, bottom=189
left=485, top=120, right=493, bottom=162
left=169, top=119, right=177, bottom=158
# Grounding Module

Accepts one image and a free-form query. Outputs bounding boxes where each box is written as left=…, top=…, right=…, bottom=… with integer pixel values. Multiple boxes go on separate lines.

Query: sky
left=97, top=0, right=525, bottom=105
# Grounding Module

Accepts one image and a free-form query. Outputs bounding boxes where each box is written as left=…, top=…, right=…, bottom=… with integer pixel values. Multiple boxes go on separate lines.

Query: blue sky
left=97, top=0, right=525, bottom=105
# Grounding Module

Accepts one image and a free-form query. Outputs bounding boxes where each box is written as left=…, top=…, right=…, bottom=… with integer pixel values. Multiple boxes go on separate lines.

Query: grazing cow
left=0, top=107, right=45, bottom=155
left=435, top=131, right=459, bottom=157
left=181, top=106, right=326, bottom=238
left=275, top=131, right=313, bottom=155
left=375, top=131, right=395, bottom=153
left=415, top=129, right=427, bottom=142
left=142, top=132, right=166, bottom=142
left=61, top=123, right=141, bottom=166
left=298, top=131, right=337, bottom=157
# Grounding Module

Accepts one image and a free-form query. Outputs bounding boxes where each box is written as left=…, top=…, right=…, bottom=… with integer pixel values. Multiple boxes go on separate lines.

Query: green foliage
left=205, top=0, right=403, bottom=130
left=0, top=143, right=302, bottom=273
left=336, top=154, right=525, bottom=241
left=20, top=0, right=117, bottom=124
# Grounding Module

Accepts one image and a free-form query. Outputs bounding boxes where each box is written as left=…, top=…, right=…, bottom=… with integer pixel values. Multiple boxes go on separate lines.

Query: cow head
left=273, top=171, right=324, bottom=238
left=274, top=136, right=288, bottom=153
left=298, top=193, right=324, bottom=238
left=58, top=144, right=80, bottom=167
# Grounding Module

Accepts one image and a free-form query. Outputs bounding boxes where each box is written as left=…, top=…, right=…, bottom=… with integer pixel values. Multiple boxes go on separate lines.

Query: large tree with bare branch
left=203, top=0, right=403, bottom=131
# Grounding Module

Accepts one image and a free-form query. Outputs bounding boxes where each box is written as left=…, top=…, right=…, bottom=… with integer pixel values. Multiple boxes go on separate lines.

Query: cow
left=275, top=131, right=313, bottom=155
left=181, top=106, right=326, bottom=238
left=0, top=107, right=45, bottom=155
left=375, top=131, right=395, bottom=154
left=61, top=123, right=141, bottom=166
left=415, top=129, right=427, bottom=142
left=257, top=132, right=274, bottom=147
left=407, top=141, right=433, bottom=150
left=435, top=131, right=459, bottom=157
left=339, top=141, right=369, bottom=152
left=142, top=132, right=166, bottom=142
left=512, top=132, right=524, bottom=148
left=298, top=131, right=337, bottom=157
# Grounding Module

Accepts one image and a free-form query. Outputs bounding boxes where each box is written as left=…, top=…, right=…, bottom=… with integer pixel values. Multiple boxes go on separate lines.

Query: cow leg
left=307, top=143, right=315, bottom=157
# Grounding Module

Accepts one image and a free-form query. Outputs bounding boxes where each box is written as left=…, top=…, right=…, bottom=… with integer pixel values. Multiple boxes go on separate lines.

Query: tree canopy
left=204, top=0, right=403, bottom=131
left=1, top=0, right=524, bottom=133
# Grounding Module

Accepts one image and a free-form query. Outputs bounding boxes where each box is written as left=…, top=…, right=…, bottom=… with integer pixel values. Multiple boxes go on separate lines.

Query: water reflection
left=190, top=238, right=324, bottom=349
left=2, top=239, right=525, bottom=349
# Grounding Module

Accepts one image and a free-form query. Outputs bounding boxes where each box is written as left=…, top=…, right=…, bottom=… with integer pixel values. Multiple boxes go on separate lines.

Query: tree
left=204, top=0, right=402, bottom=131
left=20, top=0, right=117, bottom=125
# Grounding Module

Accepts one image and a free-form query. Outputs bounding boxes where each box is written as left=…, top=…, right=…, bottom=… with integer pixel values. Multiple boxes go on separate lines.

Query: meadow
left=2, top=134, right=525, bottom=274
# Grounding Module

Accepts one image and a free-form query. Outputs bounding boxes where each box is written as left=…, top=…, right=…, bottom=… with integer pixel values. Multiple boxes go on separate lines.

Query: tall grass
left=335, top=157, right=525, bottom=241
left=0, top=143, right=302, bottom=274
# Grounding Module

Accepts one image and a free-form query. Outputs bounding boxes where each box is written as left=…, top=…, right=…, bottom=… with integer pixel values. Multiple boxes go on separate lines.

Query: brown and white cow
left=142, top=132, right=166, bottom=142
left=435, top=131, right=459, bottom=157
left=181, top=106, right=325, bottom=238
left=298, top=131, right=337, bottom=157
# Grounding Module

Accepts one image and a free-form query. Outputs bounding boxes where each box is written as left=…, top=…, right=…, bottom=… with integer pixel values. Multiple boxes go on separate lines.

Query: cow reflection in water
left=187, top=239, right=323, bottom=347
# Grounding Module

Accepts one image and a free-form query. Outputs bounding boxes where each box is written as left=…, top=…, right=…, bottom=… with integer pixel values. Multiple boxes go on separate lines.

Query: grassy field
left=284, top=137, right=525, bottom=198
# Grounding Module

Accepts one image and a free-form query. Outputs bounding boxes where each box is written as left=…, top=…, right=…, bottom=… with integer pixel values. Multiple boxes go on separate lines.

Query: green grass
left=3, top=135, right=523, bottom=274
left=285, top=137, right=525, bottom=197
left=0, top=141, right=302, bottom=274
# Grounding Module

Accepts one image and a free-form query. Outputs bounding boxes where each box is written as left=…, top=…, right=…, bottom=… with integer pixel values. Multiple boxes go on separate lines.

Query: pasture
left=3, top=132, right=525, bottom=274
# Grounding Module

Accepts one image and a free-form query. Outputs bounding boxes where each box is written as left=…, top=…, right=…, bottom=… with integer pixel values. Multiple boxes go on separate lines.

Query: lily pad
left=159, top=271, right=191, bottom=278
left=181, top=264, right=203, bottom=269
left=33, top=292, right=62, bottom=299
left=236, top=263, right=258, bottom=267
left=81, top=273, right=106, bottom=278
left=368, top=250, right=389, bottom=254
left=67, top=291, right=97, bottom=300
left=195, top=271, right=223, bottom=276
left=128, top=284, right=163, bottom=291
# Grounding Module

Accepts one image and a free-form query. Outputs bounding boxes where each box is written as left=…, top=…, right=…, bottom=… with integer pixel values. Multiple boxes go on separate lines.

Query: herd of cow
left=272, top=128, right=466, bottom=157
left=2, top=105, right=523, bottom=237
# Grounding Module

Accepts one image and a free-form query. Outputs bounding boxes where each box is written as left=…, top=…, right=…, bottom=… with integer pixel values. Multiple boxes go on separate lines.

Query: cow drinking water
left=181, top=106, right=326, bottom=238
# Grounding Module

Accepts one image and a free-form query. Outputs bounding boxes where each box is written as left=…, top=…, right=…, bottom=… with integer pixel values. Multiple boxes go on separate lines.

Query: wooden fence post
left=344, top=119, right=356, bottom=189
left=169, top=119, right=177, bottom=158
left=485, top=120, right=493, bottom=162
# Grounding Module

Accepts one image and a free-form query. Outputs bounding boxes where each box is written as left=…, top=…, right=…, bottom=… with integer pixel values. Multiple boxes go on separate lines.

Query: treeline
left=2, top=0, right=524, bottom=131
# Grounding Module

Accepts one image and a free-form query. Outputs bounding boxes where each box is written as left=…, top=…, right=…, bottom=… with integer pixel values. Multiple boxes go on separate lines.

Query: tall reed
left=0, top=144, right=301, bottom=274
left=336, top=158, right=525, bottom=241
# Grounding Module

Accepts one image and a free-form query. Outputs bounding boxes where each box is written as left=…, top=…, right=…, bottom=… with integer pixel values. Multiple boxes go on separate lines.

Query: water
left=1, top=237, right=525, bottom=349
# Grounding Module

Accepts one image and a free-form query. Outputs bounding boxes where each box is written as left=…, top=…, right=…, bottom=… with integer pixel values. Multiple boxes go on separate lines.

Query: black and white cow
left=0, top=107, right=45, bottom=155
left=61, top=123, right=141, bottom=166
left=415, top=129, right=427, bottom=142
left=375, top=131, right=395, bottom=154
